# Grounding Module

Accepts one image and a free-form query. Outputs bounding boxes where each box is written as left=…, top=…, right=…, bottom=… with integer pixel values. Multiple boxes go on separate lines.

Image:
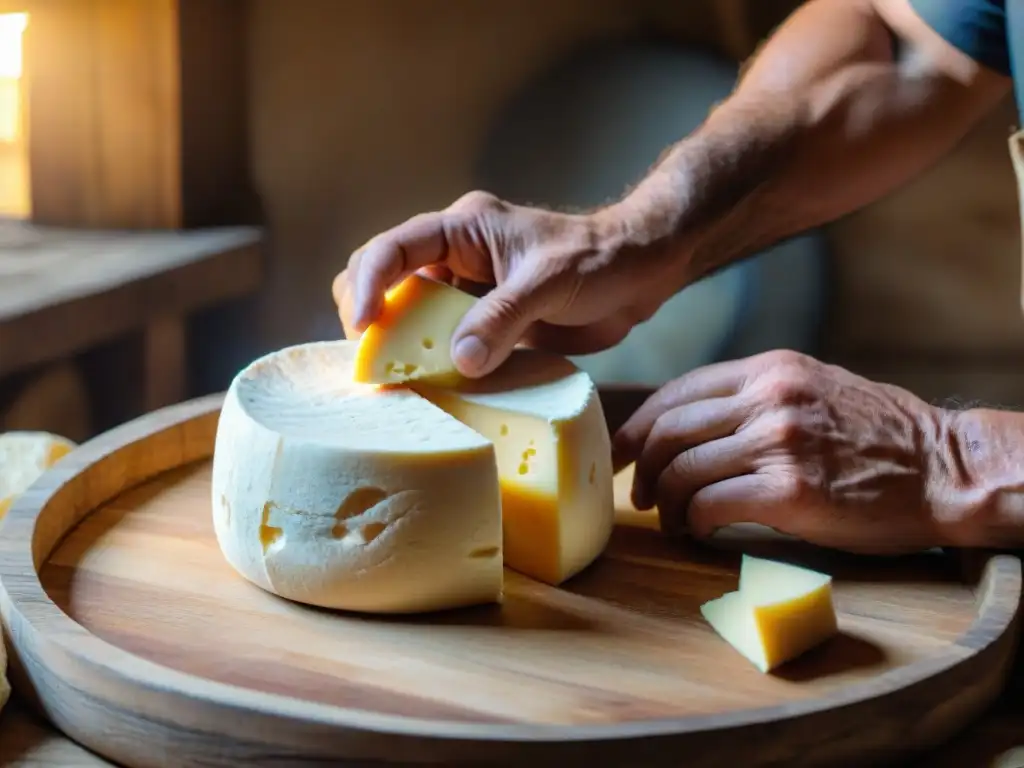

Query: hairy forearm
left=935, top=409, right=1024, bottom=549
left=608, top=0, right=1009, bottom=286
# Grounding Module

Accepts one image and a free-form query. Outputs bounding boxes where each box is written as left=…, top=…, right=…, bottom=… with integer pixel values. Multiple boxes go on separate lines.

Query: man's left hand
left=613, top=350, right=965, bottom=554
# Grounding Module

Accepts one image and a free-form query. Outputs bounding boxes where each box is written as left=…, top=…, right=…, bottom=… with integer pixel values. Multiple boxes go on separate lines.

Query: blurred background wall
left=3, top=0, right=1023, bottom=438
left=233, top=0, right=1023, bottom=403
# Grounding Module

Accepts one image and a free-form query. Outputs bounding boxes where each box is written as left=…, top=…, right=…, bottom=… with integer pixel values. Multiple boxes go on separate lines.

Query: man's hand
left=334, top=191, right=678, bottom=378
left=613, top=350, right=967, bottom=554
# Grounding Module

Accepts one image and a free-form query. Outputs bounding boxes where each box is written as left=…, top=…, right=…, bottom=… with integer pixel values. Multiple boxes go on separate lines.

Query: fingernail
left=453, top=335, right=490, bottom=374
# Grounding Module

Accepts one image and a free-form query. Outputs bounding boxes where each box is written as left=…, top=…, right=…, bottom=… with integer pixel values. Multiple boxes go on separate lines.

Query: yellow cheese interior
left=701, top=555, right=838, bottom=672
left=353, top=273, right=476, bottom=386
left=415, top=389, right=566, bottom=584
left=349, top=275, right=613, bottom=588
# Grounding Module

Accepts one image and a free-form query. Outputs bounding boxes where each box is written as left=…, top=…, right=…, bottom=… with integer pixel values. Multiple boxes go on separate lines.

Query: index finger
left=613, top=359, right=749, bottom=467
left=332, top=268, right=360, bottom=339
left=348, top=212, right=455, bottom=331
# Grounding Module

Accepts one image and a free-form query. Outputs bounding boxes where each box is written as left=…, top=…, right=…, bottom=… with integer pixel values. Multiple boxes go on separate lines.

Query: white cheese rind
left=212, top=341, right=504, bottom=613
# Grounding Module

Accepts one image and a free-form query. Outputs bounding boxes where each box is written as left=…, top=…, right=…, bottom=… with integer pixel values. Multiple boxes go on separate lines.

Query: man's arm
left=607, top=0, right=1011, bottom=286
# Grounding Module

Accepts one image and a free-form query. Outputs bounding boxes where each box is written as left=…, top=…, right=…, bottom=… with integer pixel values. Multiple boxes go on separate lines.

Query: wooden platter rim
left=0, top=392, right=1020, bottom=746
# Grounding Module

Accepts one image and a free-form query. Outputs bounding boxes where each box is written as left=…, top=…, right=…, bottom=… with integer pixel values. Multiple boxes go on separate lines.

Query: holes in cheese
left=333, top=486, right=388, bottom=535
left=213, top=341, right=503, bottom=614
left=353, top=273, right=477, bottom=386
left=412, top=350, right=614, bottom=587
left=211, top=339, right=614, bottom=614
left=259, top=502, right=284, bottom=554
left=700, top=555, right=839, bottom=673
left=469, top=546, right=501, bottom=559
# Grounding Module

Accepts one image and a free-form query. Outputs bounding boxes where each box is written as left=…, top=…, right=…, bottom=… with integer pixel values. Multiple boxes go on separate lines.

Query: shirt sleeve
left=907, top=0, right=1011, bottom=76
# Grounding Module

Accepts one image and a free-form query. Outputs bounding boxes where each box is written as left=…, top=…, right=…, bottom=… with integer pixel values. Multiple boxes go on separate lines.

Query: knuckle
left=636, top=412, right=680, bottom=477
left=449, top=190, right=505, bottom=216
left=760, top=348, right=809, bottom=369
left=330, top=269, right=349, bottom=302
left=648, top=410, right=678, bottom=447
left=483, top=291, right=526, bottom=325
left=767, top=409, right=805, bottom=448
left=350, top=233, right=379, bottom=259
left=663, top=450, right=698, bottom=488
left=759, top=375, right=807, bottom=407
left=360, top=231, right=399, bottom=266
left=774, top=471, right=814, bottom=505
left=403, top=211, right=437, bottom=231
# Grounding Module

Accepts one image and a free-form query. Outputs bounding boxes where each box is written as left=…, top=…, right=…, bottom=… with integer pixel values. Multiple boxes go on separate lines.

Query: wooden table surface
left=1, top=659, right=1022, bottom=766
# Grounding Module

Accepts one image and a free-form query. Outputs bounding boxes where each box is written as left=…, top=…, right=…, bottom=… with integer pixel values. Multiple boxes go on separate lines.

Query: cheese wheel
left=212, top=341, right=504, bottom=613
left=212, top=340, right=615, bottom=613
left=0, top=430, right=77, bottom=713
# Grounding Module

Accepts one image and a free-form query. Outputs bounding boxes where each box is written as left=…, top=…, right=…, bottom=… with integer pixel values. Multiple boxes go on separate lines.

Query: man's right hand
left=333, top=190, right=677, bottom=378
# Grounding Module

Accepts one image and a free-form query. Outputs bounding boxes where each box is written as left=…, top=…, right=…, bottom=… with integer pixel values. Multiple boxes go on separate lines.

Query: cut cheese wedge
left=353, top=273, right=476, bottom=386
left=0, top=429, right=76, bottom=713
left=212, top=339, right=614, bottom=614
left=700, top=555, right=838, bottom=673
left=413, top=351, right=613, bottom=586
left=0, top=430, right=76, bottom=521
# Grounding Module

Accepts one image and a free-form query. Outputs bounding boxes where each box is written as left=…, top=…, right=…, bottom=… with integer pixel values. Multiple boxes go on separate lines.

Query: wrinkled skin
left=613, top=350, right=958, bottom=555
left=334, top=191, right=679, bottom=377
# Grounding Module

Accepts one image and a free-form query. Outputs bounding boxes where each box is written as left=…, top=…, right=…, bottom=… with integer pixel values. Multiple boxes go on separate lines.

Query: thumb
left=450, top=265, right=563, bottom=377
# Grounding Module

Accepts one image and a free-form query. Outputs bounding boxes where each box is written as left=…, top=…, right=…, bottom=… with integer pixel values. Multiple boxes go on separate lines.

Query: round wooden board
left=0, top=392, right=1020, bottom=767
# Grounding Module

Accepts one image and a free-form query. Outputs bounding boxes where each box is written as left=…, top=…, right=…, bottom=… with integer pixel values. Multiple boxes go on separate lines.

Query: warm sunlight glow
left=0, top=13, right=27, bottom=79
left=0, top=13, right=28, bottom=141
left=0, top=12, right=30, bottom=217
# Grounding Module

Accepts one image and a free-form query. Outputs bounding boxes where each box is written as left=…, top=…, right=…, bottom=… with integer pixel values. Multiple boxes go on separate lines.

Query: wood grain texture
left=0, top=391, right=1019, bottom=767
left=22, top=0, right=253, bottom=230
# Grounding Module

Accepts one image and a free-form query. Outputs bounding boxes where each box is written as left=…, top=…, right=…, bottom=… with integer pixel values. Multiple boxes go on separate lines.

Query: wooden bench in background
left=0, top=220, right=263, bottom=438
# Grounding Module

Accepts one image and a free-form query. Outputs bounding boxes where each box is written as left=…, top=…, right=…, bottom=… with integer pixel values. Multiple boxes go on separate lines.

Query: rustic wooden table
left=0, top=220, right=263, bottom=415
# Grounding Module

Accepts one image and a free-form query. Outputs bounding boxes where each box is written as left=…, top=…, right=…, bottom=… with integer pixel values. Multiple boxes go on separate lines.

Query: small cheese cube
left=700, top=554, right=838, bottom=672
left=353, top=273, right=476, bottom=386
